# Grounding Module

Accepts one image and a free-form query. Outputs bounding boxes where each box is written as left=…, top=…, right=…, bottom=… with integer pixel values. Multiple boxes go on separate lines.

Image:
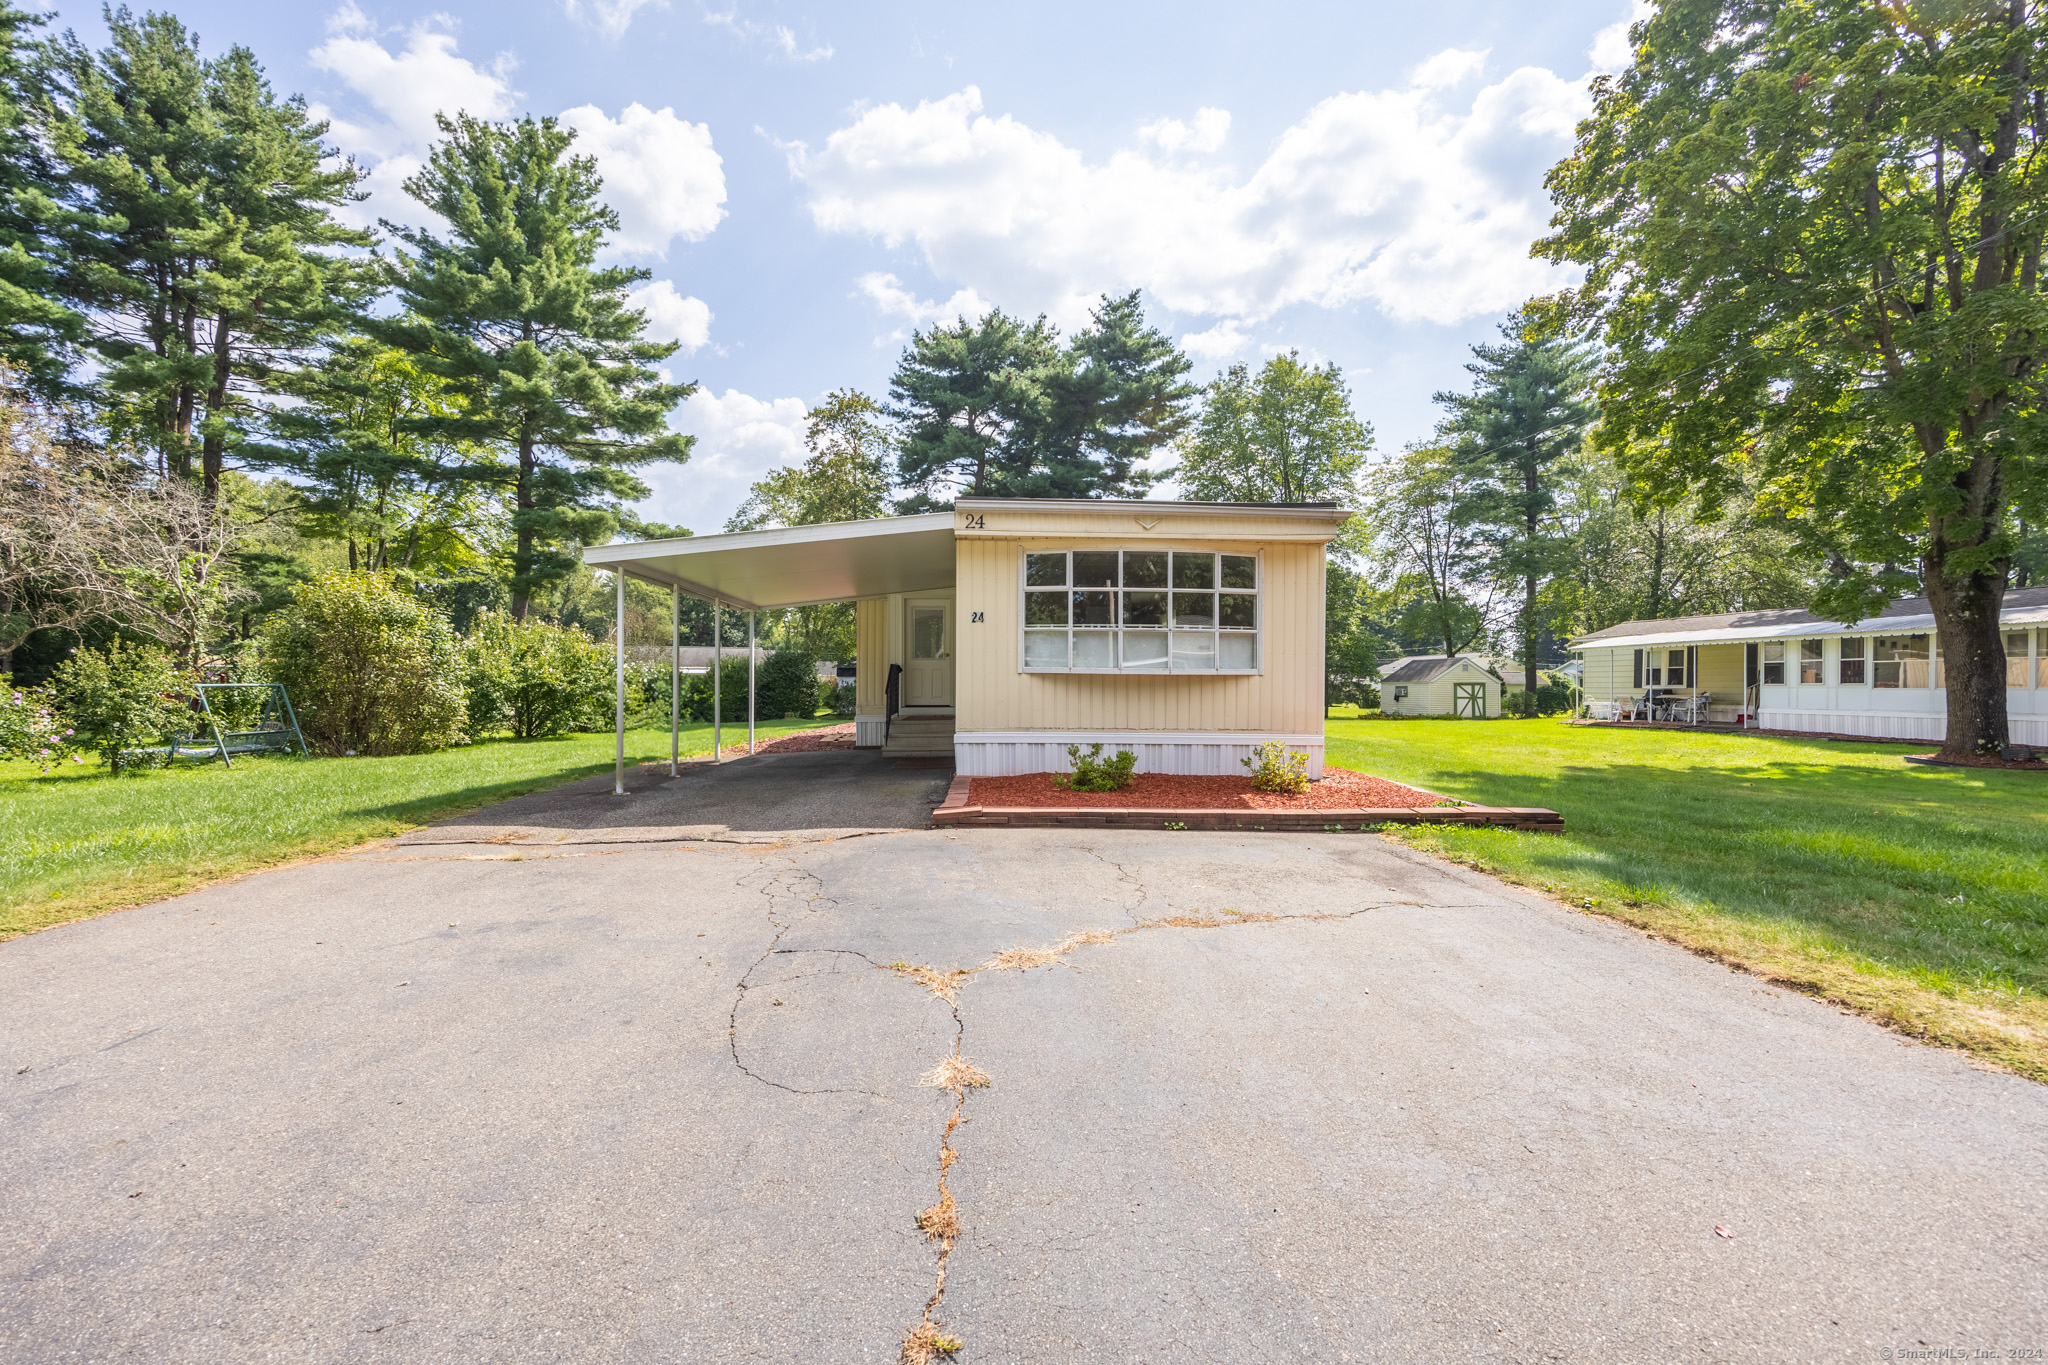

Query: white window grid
left=1018, top=548, right=1261, bottom=674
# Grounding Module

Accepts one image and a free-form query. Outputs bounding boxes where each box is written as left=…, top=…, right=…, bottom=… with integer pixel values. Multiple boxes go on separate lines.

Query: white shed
left=1379, top=655, right=1502, bottom=717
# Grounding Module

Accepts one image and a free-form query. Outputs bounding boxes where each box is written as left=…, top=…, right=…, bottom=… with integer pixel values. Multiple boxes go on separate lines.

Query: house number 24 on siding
left=970, top=612, right=985, bottom=623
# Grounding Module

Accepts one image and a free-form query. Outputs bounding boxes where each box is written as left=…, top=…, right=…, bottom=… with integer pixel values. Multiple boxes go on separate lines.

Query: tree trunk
left=1925, top=546, right=2011, bottom=760
left=512, top=430, right=536, bottom=622
left=199, top=317, right=231, bottom=505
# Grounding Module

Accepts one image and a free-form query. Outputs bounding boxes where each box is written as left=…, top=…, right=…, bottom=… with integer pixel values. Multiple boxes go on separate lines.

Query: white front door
left=903, top=599, right=954, bottom=707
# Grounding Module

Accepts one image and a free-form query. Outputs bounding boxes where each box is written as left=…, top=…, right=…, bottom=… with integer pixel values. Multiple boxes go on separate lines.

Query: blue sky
left=45, top=0, right=1644, bottom=532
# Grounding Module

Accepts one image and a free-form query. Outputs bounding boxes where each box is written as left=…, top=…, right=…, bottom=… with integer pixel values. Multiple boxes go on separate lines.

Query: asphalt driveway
left=2, top=753, right=2044, bottom=1361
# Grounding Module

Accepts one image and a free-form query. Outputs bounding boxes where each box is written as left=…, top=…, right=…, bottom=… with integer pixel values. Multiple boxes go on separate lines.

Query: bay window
left=1021, top=550, right=1259, bottom=673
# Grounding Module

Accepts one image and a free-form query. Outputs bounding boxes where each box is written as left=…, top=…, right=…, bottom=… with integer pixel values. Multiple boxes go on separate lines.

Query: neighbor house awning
left=581, top=513, right=956, bottom=610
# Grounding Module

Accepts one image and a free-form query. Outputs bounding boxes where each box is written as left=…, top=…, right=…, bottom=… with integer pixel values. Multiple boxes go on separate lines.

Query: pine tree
left=1433, top=313, right=1596, bottom=698
left=1014, top=291, right=1194, bottom=499
left=888, top=309, right=1059, bottom=509
left=0, top=2, right=88, bottom=397
left=375, top=113, right=693, bottom=620
left=43, top=10, right=372, bottom=496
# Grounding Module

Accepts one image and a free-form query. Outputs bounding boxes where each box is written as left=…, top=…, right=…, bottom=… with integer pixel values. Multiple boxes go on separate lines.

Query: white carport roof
left=582, top=513, right=956, bottom=611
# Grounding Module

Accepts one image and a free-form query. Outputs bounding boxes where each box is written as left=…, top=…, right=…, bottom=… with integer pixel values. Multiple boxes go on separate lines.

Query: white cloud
left=789, top=61, right=1592, bottom=330
left=559, top=103, right=727, bottom=256
left=1410, top=48, right=1489, bottom=90
left=636, top=389, right=810, bottom=533
left=703, top=8, right=832, bottom=61
left=856, top=272, right=994, bottom=330
left=564, top=0, right=666, bottom=40
left=1179, top=321, right=1249, bottom=360
left=628, top=279, right=713, bottom=352
left=1589, top=2, right=1653, bottom=74
left=311, top=6, right=516, bottom=162
left=1138, top=107, right=1230, bottom=155
left=311, top=10, right=726, bottom=256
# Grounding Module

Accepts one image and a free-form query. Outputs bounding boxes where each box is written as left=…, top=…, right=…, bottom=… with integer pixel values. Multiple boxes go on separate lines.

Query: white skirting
left=954, top=730, right=1325, bottom=778
left=854, top=714, right=887, bottom=748
left=1759, top=709, right=2048, bottom=746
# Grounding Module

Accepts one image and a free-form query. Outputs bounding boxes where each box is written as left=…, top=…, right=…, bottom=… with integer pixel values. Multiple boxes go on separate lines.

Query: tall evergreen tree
left=1434, top=313, right=1597, bottom=697
left=1011, top=291, right=1195, bottom=498
left=888, top=309, right=1060, bottom=509
left=43, top=9, right=372, bottom=496
left=0, top=2, right=88, bottom=397
left=1176, top=351, right=1373, bottom=504
left=376, top=112, right=693, bottom=620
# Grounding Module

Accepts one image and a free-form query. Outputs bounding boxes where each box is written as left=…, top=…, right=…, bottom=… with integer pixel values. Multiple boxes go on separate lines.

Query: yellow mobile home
left=584, top=498, right=1352, bottom=777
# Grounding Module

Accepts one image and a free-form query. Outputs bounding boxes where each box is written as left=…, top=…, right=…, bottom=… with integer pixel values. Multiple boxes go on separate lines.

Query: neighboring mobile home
left=585, top=498, right=1352, bottom=776
left=1570, top=587, right=2048, bottom=745
left=1377, top=655, right=1502, bottom=718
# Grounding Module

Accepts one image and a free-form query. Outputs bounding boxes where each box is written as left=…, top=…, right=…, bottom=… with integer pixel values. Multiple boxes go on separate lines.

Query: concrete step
left=883, top=713, right=955, bottom=757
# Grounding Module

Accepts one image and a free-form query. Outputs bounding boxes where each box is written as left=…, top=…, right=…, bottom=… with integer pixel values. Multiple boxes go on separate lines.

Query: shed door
left=1452, top=681, right=1485, bottom=717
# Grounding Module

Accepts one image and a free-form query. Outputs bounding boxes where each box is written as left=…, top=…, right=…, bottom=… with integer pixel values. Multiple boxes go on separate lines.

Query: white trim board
left=954, top=730, right=1325, bottom=778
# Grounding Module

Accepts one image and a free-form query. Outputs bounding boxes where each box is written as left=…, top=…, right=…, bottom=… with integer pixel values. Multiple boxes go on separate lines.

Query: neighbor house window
left=1393, top=685, right=1409, bottom=700
left=1799, top=638, right=1824, bottom=684
left=1873, top=634, right=1930, bottom=688
left=2037, top=631, right=2046, bottom=689
left=1761, top=641, right=1785, bottom=685
left=1020, top=549, right=1259, bottom=672
left=2009, top=632, right=2031, bottom=689
left=1666, top=649, right=1686, bottom=686
left=1838, top=636, right=1866, bottom=685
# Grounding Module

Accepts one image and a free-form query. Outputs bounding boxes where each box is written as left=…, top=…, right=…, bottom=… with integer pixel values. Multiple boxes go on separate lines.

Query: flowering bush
left=0, top=683, right=77, bottom=772
left=47, top=643, right=193, bottom=773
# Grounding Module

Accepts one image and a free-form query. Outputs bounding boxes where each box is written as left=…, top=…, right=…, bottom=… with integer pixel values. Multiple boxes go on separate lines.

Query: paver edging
left=931, top=775, right=1564, bottom=833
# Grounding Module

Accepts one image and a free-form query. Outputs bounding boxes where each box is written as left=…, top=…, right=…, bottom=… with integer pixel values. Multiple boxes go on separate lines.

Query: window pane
left=1219, top=593, right=1257, bottom=629
left=1023, top=630, right=1069, bottom=667
left=1839, top=636, right=1864, bottom=660
left=1762, top=642, right=1784, bottom=662
left=1799, top=639, right=1823, bottom=684
left=1073, top=551, right=1119, bottom=587
left=1668, top=650, right=1687, bottom=686
left=1024, top=591, right=1069, bottom=626
left=1219, top=632, right=1257, bottom=670
left=1072, top=631, right=1115, bottom=668
left=2009, top=633, right=2030, bottom=688
left=1120, top=631, right=1168, bottom=669
left=1171, top=553, right=1215, bottom=589
left=1072, top=590, right=1114, bottom=626
left=1122, top=590, right=1168, bottom=627
left=1123, top=551, right=1168, bottom=588
left=1025, top=553, right=1067, bottom=587
left=1840, top=657, right=1866, bottom=685
left=1172, top=592, right=1215, bottom=627
left=911, top=608, right=947, bottom=659
left=1171, top=631, right=1216, bottom=669
left=1221, top=555, right=1257, bottom=589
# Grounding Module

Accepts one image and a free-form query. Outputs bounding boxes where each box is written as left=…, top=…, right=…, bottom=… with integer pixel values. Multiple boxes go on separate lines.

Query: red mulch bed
left=966, top=765, right=1447, bottom=810
left=716, top=723, right=857, bottom=756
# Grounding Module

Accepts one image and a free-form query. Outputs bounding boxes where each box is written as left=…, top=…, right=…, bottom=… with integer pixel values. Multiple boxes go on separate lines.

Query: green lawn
left=0, top=717, right=830, bottom=941
left=1326, top=718, right=2048, bottom=1079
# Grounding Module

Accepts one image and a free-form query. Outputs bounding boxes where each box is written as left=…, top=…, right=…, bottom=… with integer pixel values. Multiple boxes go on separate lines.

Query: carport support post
left=712, top=605, right=722, bottom=762
left=747, top=611, right=756, bottom=755
left=613, top=571, right=626, bottom=797
left=668, top=584, right=679, bottom=777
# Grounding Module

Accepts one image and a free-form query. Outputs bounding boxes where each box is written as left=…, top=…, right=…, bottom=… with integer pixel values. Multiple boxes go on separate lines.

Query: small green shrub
left=260, top=572, right=465, bottom=756
left=824, top=677, right=857, bottom=716
left=1241, top=740, right=1309, bottom=794
left=48, top=643, right=192, bottom=772
left=1, top=680, right=78, bottom=771
left=755, top=647, right=819, bottom=722
left=681, top=655, right=755, bottom=723
left=1058, top=743, right=1138, bottom=792
left=462, top=612, right=612, bottom=739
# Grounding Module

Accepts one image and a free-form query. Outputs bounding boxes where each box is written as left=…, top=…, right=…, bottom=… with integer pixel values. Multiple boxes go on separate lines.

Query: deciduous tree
left=1538, top=0, right=2048, bottom=756
left=1175, top=352, right=1372, bottom=504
